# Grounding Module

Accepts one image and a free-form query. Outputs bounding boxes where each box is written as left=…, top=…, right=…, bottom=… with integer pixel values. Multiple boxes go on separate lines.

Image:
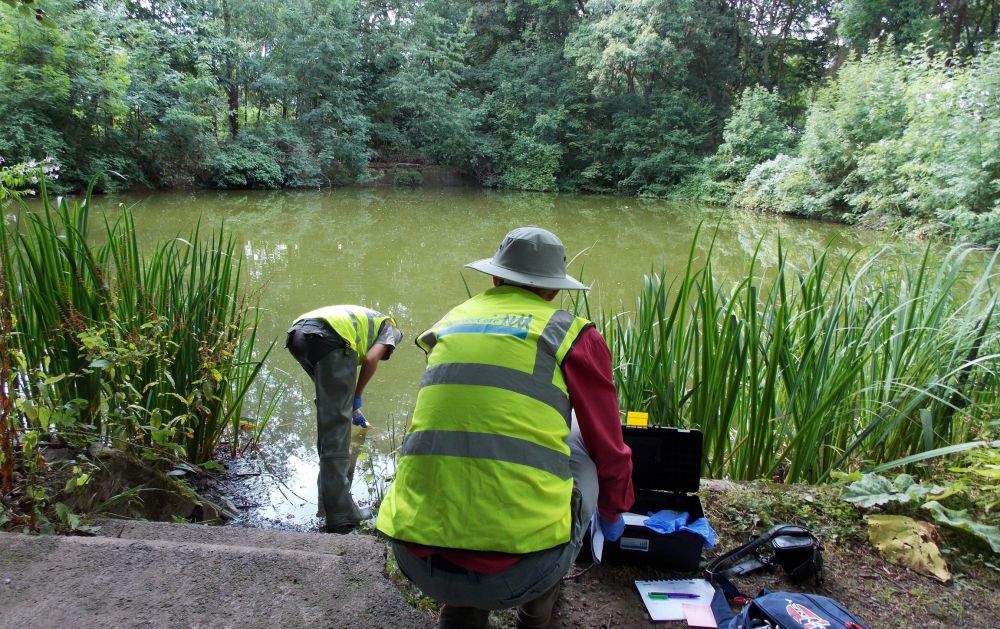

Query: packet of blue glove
left=643, top=509, right=718, bottom=548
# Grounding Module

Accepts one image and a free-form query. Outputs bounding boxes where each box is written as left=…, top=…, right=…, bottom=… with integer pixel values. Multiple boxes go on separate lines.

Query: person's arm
left=563, top=326, right=634, bottom=521
left=355, top=342, right=388, bottom=397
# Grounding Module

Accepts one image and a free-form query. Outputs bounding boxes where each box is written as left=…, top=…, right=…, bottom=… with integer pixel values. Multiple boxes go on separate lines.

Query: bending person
left=287, top=305, right=402, bottom=533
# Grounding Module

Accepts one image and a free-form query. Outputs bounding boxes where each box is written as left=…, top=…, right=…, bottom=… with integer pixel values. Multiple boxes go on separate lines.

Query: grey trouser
left=390, top=415, right=598, bottom=610
left=286, top=320, right=364, bottom=529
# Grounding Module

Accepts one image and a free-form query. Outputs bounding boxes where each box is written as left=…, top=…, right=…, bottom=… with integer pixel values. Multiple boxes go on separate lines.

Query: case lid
left=623, top=425, right=703, bottom=494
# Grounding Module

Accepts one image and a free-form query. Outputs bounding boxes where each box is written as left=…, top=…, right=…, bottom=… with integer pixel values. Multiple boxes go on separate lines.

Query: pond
left=95, top=187, right=884, bottom=529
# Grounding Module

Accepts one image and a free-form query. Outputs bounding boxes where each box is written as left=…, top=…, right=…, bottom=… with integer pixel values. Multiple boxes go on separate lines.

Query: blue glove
left=644, top=509, right=688, bottom=535
left=352, top=410, right=369, bottom=428
left=599, top=515, right=625, bottom=542
left=353, top=394, right=363, bottom=411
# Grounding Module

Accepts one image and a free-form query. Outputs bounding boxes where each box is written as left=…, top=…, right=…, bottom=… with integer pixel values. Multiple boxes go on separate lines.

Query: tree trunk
left=949, top=0, right=969, bottom=54
left=223, top=0, right=239, bottom=139
left=228, top=85, right=239, bottom=139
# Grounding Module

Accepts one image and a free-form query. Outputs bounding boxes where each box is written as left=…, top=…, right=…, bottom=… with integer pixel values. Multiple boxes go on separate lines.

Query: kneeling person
left=376, top=227, right=634, bottom=628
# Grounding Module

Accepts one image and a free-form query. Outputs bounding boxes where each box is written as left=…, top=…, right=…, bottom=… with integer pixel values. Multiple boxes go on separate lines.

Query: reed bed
left=0, top=180, right=273, bottom=464
left=602, top=228, right=999, bottom=483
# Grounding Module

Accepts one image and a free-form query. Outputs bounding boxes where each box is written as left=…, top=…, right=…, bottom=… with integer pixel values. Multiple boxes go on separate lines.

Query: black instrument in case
left=596, top=425, right=706, bottom=571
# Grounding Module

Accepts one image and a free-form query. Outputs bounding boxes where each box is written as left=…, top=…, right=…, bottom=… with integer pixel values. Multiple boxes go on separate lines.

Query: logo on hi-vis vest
left=438, top=314, right=533, bottom=339
left=785, top=599, right=831, bottom=629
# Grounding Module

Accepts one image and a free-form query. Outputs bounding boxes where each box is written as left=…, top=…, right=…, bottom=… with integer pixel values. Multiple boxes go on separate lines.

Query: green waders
left=287, top=320, right=365, bottom=532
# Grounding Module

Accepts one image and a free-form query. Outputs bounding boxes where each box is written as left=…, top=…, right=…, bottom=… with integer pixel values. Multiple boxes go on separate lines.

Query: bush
left=256, top=124, right=326, bottom=189
left=493, top=132, right=561, bottom=191
left=734, top=44, right=1000, bottom=246
left=133, top=103, right=217, bottom=189
left=713, top=86, right=794, bottom=184
left=392, top=169, right=423, bottom=186
left=732, top=154, right=831, bottom=217
left=205, top=134, right=283, bottom=189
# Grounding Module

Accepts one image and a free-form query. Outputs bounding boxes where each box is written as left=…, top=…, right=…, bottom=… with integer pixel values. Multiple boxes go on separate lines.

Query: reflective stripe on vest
left=419, top=309, right=576, bottom=422
left=376, top=286, right=591, bottom=554
left=295, top=305, right=395, bottom=365
left=400, top=430, right=572, bottom=480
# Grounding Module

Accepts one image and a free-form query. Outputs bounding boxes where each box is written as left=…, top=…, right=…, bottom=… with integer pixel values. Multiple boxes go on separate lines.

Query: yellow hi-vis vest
left=376, top=285, right=592, bottom=553
left=295, top=305, right=396, bottom=366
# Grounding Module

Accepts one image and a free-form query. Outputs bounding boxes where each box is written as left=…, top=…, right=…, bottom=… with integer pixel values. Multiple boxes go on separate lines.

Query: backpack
left=710, top=588, right=869, bottom=629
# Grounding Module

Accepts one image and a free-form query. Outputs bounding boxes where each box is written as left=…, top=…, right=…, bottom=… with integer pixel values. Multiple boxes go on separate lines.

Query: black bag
left=706, top=525, right=868, bottom=629
left=706, top=524, right=823, bottom=587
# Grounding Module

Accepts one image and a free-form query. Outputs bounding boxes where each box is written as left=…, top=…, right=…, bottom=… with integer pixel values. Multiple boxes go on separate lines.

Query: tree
left=714, top=85, right=794, bottom=182
left=837, top=0, right=1000, bottom=57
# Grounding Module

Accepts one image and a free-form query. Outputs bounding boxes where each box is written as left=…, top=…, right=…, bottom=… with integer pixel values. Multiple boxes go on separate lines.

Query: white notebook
left=634, top=578, right=716, bottom=622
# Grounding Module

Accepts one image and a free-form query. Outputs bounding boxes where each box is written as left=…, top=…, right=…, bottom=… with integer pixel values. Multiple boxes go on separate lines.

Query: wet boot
left=438, top=605, right=489, bottom=629
left=516, top=581, right=561, bottom=629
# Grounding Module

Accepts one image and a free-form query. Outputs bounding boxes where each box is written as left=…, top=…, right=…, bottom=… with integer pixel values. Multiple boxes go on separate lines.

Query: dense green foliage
left=1, top=1, right=998, bottom=242
left=0, top=172, right=273, bottom=471
left=601, top=229, right=999, bottom=483
left=735, top=45, right=1000, bottom=245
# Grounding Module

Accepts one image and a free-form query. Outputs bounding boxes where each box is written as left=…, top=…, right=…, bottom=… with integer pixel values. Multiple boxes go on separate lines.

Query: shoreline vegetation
left=595, top=227, right=999, bottom=484
left=1, top=177, right=277, bottom=531
left=1, top=1, right=997, bottom=246
left=0, top=0, right=997, bottom=586
left=1, top=178, right=997, bottom=561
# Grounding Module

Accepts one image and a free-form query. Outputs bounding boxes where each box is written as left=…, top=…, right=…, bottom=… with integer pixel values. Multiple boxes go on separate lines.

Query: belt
left=291, top=319, right=347, bottom=347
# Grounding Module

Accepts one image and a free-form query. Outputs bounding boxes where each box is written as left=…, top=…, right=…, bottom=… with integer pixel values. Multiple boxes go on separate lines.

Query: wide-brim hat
left=465, top=226, right=589, bottom=291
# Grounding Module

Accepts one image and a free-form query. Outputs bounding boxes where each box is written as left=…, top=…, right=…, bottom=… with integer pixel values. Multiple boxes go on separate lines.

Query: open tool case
left=597, top=425, right=705, bottom=571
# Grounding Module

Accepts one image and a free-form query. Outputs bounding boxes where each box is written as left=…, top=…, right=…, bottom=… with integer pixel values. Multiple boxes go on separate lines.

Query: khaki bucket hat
left=465, top=226, right=589, bottom=291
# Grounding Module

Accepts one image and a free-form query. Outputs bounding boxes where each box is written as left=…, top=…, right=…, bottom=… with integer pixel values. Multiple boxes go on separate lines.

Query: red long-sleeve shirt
left=407, top=325, right=635, bottom=573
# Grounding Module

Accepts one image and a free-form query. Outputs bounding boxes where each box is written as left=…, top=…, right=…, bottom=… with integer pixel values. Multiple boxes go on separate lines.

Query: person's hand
left=353, top=394, right=363, bottom=411
left=352, top=409, right=369, bottom=428
left=599, top=515, right=625, bottom=542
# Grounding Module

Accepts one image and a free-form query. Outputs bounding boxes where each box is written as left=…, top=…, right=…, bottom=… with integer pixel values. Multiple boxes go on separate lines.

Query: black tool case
left=597, top=425, right=705, bottom=571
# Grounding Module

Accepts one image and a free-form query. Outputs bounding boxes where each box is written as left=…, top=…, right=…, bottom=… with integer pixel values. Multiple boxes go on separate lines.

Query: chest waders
left=288, top=306, right=396, bottom=531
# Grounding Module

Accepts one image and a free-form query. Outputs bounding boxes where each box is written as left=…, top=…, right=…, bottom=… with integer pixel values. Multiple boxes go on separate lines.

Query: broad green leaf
left=843, top=473, right=946, bottom=508
left=54, top=502, right=70, bottom=523
left=830, top=470, right=864, bottom=484
left=843, top=474, right=898, bottom=507
left=922, top=502, right=1000, bottom=554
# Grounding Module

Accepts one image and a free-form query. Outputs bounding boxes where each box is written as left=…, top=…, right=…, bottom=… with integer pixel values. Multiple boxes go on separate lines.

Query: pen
left=647, top=592, right=699, bottom=599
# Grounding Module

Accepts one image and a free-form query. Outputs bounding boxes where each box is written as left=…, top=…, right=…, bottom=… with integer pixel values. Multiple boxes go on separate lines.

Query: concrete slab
left=0, top=522, right=434, bottom=629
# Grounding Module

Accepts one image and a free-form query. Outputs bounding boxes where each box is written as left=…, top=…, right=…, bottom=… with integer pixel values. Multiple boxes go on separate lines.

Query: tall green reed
left=603, top=227, right=999, bottom=483
left=1, top=178, right=275, bottom=464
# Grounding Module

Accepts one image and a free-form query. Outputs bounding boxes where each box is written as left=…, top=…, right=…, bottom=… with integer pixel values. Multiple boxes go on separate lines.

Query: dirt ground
left=545, top=481, right=1000, bottom=629
left=199, top=465, right=1000, bottom=628
left=550, top=543, right=997, bottom=628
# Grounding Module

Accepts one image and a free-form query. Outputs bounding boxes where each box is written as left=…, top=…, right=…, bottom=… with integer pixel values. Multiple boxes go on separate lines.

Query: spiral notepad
left=634, top=578, right=716, bottom=622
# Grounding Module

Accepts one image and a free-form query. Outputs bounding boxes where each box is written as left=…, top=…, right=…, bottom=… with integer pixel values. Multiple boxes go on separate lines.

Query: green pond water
left=90, top=187, right=887, bottom=527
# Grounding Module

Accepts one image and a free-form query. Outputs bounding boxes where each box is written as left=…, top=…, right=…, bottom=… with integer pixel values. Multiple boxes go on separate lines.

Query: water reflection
left=89, top=187, right=891, bottom=527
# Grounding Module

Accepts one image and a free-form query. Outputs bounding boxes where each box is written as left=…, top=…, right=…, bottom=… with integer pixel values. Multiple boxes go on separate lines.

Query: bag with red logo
left=709, top=588, right=868, bottom=629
